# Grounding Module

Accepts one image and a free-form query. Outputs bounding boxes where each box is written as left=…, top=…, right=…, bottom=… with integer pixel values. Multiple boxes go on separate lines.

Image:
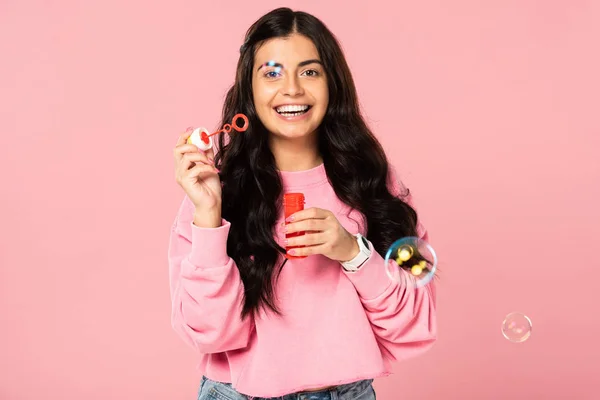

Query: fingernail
left=288, top=249, right=296, bottom=255
left=285, top=216, right=294, bottom=222
left=283, top=239, right=288, bottom=245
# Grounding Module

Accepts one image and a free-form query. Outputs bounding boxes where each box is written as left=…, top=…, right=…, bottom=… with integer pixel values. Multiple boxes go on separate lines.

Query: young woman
left=169, top=7, right=437, bottom=400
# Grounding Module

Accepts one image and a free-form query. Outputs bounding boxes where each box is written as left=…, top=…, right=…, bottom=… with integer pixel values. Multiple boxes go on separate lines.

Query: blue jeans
left=197, top=376, right=376, bottom=400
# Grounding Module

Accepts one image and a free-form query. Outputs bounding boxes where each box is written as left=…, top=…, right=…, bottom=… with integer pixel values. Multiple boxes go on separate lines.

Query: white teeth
left=276, top=105, right=310, bottom=113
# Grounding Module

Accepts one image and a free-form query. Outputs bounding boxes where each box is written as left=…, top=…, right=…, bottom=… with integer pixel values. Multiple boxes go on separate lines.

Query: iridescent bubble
left=384, top=236, right=437, bottom=287
left=501, top=312, right=532, bottom=343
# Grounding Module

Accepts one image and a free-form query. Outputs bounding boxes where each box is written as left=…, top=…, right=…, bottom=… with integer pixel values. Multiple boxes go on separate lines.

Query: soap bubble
left=384, top=236, right=437, bottom=287
left=502, top=312, right=532, bottom=343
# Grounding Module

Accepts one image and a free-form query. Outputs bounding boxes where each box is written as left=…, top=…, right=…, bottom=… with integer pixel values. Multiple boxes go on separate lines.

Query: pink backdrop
left=1, top=0, right=599, bottom=399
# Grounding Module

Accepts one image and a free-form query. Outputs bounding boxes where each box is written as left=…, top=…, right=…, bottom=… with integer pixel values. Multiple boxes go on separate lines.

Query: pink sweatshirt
left=168, top=164, right=437, bottom=397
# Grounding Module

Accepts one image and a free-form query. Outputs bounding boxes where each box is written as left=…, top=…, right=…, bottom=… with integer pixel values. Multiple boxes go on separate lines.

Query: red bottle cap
left=200, top=131, right=209, bottom=144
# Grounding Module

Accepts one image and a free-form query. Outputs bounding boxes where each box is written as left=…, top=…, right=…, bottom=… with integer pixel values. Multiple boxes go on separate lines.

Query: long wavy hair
left=214, top=8, right=420, bottom=319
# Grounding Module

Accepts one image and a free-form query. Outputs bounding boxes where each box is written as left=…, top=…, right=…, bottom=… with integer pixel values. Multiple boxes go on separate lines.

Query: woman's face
left=252, top=33, right=329, bottom=141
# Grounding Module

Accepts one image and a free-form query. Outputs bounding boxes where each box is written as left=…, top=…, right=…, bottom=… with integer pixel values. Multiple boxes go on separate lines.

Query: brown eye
left=302, top=69, right=320, bottom=77
left=264, top=67, right=283, bottom=79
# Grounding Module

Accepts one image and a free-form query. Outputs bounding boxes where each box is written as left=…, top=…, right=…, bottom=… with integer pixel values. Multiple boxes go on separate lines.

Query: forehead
left=254, top=34, right=320, bottom=67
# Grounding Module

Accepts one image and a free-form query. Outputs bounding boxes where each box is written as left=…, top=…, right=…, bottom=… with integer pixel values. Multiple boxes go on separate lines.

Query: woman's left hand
left=281, top=207, right=359, bottom=262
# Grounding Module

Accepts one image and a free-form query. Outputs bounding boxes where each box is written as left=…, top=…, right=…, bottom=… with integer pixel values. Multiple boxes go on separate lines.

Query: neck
left=269, top=133, right=323, bottom=172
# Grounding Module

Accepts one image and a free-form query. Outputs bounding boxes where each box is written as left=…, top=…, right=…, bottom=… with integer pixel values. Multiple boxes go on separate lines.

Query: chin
left=272, top=125, right=318, bottom=140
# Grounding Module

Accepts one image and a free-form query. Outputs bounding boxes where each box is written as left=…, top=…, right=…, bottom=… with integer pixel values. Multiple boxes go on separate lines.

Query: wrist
left=193, top=207, right=222, bottom=228
left=340, top=235, right=360, bottom=262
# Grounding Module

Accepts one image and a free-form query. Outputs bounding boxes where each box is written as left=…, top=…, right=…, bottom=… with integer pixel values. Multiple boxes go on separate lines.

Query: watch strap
left=341, top=234, right=372, bottom=271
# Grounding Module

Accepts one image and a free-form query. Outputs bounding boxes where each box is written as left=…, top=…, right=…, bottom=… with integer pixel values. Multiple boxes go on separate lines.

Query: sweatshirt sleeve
left=168, top=196, right=254, bottom=354
left=342, top=166, right=437, bottom=363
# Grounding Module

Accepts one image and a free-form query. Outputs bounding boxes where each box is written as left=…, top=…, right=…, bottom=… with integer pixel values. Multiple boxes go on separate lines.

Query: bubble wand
left=187, top=113, right=249, bottom=151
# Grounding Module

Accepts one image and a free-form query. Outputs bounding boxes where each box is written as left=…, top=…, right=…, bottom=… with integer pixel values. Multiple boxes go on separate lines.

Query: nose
left=281, top=74, right=304, bottom=97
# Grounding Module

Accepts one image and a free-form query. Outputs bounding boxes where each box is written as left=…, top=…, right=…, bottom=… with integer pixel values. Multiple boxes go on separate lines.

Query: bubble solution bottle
left=283, top=193, right=306, bottom=259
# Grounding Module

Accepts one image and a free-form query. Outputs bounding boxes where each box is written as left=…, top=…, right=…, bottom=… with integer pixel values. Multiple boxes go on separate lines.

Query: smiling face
left=252, top=33, right=329, bottom=141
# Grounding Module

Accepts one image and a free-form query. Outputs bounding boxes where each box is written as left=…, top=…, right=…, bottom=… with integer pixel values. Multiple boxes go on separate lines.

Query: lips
left=275, top=104, right=312, bottom=116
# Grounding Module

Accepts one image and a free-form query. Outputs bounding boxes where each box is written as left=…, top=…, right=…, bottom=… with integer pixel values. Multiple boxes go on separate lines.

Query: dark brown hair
left=215, top=8, right=419, bottom=318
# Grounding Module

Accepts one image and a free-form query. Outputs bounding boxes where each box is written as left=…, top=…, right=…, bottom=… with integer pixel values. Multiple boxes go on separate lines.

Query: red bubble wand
left=187, top=114, right=249, bottom=150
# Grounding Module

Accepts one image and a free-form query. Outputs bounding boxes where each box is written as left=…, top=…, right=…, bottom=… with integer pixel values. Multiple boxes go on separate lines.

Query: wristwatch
left=341, top=233, right=372, bottom=271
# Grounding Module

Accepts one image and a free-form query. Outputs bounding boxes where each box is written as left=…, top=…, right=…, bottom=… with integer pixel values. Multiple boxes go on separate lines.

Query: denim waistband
left=291, top=379, right=373, bottom=400
left=198, top=376, right=375, bottom=400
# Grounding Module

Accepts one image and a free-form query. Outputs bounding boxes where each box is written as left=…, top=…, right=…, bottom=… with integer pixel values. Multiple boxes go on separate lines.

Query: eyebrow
left=256, top=59, right=323, bottom=72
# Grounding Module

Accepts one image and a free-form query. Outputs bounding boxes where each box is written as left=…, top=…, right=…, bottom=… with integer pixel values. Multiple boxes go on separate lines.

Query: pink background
left=1, top=0, right=599, bottom=399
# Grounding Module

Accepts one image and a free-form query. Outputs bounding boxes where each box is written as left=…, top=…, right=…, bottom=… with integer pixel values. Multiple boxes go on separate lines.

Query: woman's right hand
left=173, top=128, right=222, bottom=215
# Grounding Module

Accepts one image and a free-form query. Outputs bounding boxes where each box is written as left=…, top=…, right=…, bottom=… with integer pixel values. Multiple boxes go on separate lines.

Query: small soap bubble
left=502, top=312, right=532, bottom=343
left=384, top=236, right=437, bottom=287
